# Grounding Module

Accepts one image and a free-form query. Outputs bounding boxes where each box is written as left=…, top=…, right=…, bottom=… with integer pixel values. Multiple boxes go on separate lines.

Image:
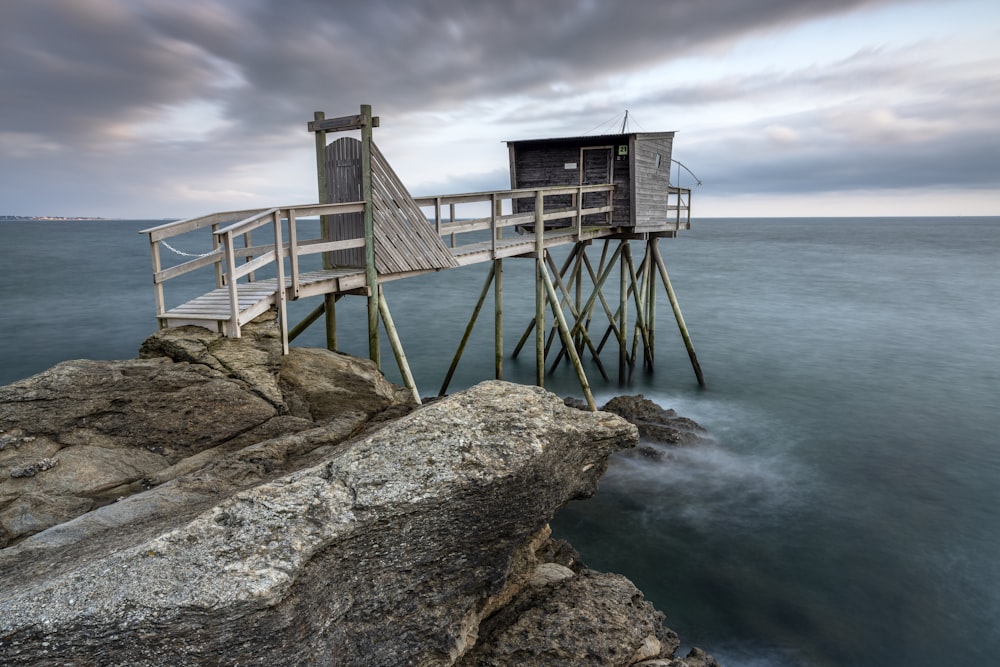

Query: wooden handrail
left=143, top=183, right=625, bottom=338
left=139, top=208, right=269, bottom=241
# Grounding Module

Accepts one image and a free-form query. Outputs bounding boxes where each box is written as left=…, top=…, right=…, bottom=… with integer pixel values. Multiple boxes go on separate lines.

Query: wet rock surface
left=599, top=395, right=711, bottom=447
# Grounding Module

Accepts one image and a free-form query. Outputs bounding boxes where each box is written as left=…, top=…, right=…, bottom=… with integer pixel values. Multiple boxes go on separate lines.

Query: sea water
left=2, top=216, right=998, bottom=666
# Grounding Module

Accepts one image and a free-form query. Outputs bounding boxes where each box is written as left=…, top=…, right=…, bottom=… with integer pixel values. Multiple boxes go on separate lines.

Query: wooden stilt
left=272, top=210, right=289, bottom=355
left=512, top=317, right=536, bottom=359
left=581, top=251, right=618, bottom=351
left=439, top=265, right=495, bottom=396
left=534, top=191, right=545, bottom=388
left=624, top=243, right=652, bottom=367
left=645, top=241, right=656, bottom=370
left=360, top=104, right=379, bottom=368
left=289, top=301, right=325, bottom=342
left=545, top=252, right=609, bottom=382
left=619, top=241, right=628, bottom=383
left=575, top=244, right=625, bottom=347
left=574, top=244, right=584, bottom=354
left=512, top=242, right=582, bottom=359
left=378, top=286, right=421, bottom=404
left=628, top=249, right=652, bottom=370
left=494, top=258, right=503, bottom=380
left=652, top=241, right=706, bottom=387
left=313, top=111, right=338, bottom=352
left=540, top=264, right=597, bottom=411
left=324, top=293, right=337, bottom=350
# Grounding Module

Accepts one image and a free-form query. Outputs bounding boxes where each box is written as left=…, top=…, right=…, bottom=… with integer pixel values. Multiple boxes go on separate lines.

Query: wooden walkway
left=151, top=223, right=628, bottom=331
left=140, top=114, right=698, bottom=406
left=156, top=268, right=367, bottom=331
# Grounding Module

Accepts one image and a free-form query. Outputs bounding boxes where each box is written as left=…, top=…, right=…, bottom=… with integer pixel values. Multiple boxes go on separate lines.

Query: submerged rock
left=601, top=395, right=711, bottom=446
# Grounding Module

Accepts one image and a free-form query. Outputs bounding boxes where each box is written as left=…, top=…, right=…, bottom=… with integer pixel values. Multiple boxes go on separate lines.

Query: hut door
left=324, top=137, right=365, bottom=267
left=580, top=146, right=613, bottom=225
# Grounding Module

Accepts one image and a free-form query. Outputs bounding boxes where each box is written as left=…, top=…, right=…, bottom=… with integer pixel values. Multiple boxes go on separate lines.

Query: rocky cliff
left=0, top=316, right=717, bottom=666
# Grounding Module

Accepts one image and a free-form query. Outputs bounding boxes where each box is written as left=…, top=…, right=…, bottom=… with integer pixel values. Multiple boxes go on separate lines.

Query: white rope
left=160, top=239, right=217, bottom=258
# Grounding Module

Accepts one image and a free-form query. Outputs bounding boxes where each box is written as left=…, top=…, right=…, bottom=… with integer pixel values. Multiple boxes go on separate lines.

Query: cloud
left=1, top=0, right=996, bottom=217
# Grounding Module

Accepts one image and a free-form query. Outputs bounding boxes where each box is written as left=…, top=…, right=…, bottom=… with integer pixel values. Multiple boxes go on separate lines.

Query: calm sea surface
left=2, top=216, right=998, bottom=665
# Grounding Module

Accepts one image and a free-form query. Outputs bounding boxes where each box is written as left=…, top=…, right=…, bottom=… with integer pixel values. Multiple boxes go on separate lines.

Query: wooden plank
left=153, top=250, right=223, bottom=284
left=141, top=208, right=269, bottom=241
left=368, top=142, right=457, bottom=273
left=308, top=114, right=365, bottom=132
left=326, top=137, right=366, bottom=267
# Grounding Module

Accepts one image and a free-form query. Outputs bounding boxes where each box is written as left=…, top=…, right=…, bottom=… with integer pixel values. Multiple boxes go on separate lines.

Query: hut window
left=564, top=162, right=577, bottom=170
left=655, top=153, right=662, bottom=169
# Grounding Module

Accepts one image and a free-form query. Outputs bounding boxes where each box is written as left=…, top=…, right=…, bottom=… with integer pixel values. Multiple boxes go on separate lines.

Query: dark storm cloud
left=3, top=0, right=993, bottom=216
left=2, top=0, right=897, bottom=143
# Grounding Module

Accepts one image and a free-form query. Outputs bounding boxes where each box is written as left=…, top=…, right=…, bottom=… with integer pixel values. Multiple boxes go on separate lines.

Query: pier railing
left=140, top=202, right=367, bottom=331
left=667, top=185, right=692, bottom=229
left=414, top=183, right=616, bottom=249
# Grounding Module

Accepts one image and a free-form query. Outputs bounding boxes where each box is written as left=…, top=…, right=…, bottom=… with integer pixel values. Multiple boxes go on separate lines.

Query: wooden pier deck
left=148, top=215, right=644, bottom=332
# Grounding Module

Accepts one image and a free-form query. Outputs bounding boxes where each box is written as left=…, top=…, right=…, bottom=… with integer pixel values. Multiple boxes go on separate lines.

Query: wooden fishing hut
left=507, top=131, right=683, bottom=232
left=139, top=105, right=703, bottom=412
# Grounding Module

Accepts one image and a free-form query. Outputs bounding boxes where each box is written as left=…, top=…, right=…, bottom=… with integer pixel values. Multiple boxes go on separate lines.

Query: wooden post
left=149, top=238, right=165, bottom=324
left=645, top=240, right=657, bottom=370
left=313, top=111, right=337, bottom=352
left=513, top=241, right=580, bottom=359
left=212, top=224, right=223, bottom=288
left=222, top=231, right=241, bottom=338
left=624, top=243, right=652, bottom=367
left=494, top=258, right=503, bottom=380
left=574, top=243, right=624, bottom=343
left=378, top=286, right=421, bottom=405
left=574, top=243, right=584, bottom=354
left=545, top=252, right=610, bottom=382
left=287, top=208, right=300, bottom=298
left=272, top=210, right=289, bottom=355
left=360, top=104, right=380, bottom=368
left=439, top=265, right=495, bottom=396
left=652, top=241, right=706, bottom=387
left=494, top=196, right=503, bottom=380
left=619, top=240, right=628, bottom=383
left=289, top=301, right=325, bottom=342
left=540, top=266, right=597, bottom=411
left=534, top=190, right=545, bottom=387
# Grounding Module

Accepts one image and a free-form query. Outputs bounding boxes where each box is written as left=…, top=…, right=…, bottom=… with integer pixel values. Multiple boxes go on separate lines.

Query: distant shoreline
left=1, top=215, right=106, bottom=221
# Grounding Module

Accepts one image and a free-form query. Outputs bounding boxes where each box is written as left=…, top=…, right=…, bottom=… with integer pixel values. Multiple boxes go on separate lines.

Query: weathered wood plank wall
left=325, top=138, right=456, bottom=274
left=325, top=137, right=365, bottom=267
left=632, top=132, right=674, bottom=232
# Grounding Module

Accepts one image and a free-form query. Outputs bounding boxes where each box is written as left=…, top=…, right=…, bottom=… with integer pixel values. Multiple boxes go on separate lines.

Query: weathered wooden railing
left=140, top=202, right=367, bottom=342
left=668, top=185, right=692, bottom=230
left=414, top=183, right=616, bottom=251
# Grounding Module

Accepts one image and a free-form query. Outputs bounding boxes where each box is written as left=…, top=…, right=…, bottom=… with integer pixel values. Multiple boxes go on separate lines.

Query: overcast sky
left=2, top=0, right=998, bottom=218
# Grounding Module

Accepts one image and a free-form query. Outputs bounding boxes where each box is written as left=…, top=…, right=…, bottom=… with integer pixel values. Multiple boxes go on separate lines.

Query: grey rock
left=279, top=346, right=415, bottom=421
left=0, top=317, right=415, bottom=546
left=635, top=647, right=721, bottom=667
left=139, top=316, right=286, bottom=409
left=457, top=568, right=681, bottom=666
left=0, top=381, right=640, bottom=666
left=601, top=395, right=711, bottom=446
left=0, top=358, right=277, bottom=542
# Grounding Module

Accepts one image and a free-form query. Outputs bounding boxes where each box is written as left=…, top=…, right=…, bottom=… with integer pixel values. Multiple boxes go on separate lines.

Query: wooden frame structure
left=140, top=105, right=703, bottom=410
